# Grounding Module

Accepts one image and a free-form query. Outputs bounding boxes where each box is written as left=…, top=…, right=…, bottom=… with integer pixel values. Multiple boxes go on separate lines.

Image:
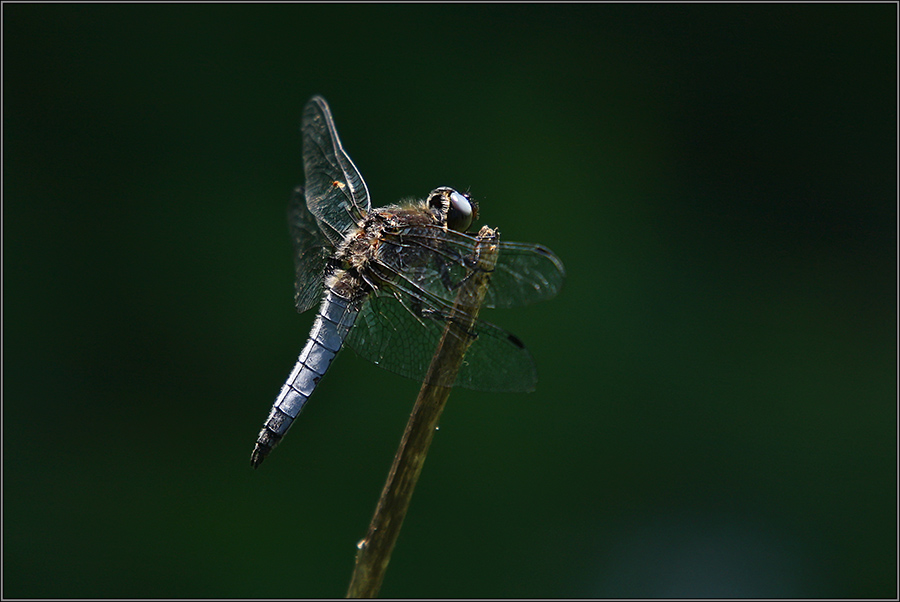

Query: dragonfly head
left=427, top=187, right=478, bottom=232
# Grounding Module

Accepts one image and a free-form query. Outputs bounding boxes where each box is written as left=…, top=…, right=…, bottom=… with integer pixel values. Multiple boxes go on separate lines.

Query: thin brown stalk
left=346, top=226, right=499, bottom=598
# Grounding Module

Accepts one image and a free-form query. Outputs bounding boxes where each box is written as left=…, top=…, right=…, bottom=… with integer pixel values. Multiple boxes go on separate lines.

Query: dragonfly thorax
left=324, top=268, right=369, bottom=304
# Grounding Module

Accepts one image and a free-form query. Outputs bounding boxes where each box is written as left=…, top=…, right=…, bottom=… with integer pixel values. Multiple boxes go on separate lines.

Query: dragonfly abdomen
left=251, top=290, right=358, bottom=468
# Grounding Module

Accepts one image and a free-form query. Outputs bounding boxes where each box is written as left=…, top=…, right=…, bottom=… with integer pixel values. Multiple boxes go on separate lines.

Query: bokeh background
left=4, top=4, right=896, bottom=598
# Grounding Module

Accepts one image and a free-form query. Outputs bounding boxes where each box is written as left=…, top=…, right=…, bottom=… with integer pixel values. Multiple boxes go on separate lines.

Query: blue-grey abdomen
left=251, top=291, right=357, bottom=467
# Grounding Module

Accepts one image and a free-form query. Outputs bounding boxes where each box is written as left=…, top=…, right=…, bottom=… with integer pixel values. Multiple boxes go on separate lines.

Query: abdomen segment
left=251, top=291, right=357, bottom=468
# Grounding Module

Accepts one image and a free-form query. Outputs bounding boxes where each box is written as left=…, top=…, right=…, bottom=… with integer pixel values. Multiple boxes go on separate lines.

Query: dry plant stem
left=346, top=226, right=499, bottom=599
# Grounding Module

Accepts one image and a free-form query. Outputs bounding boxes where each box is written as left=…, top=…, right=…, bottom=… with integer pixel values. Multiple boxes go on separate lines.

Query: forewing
left=375, top=226, right=565, bottom=310
left=484, top=241, right=566, bottom=308
left=345, top=288, right=538, bottom=393
left=302, top=96, right=370, bottom=247
left=288, top=186, right=332, bottom=314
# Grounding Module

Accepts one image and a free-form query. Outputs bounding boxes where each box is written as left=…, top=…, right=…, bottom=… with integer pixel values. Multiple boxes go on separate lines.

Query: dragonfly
left=251, top=96, right=565, bottom=468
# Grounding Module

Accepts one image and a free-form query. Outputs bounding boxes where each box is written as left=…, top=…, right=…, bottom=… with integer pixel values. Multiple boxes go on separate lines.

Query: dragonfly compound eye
left=447, top=189, right=475, bottom=232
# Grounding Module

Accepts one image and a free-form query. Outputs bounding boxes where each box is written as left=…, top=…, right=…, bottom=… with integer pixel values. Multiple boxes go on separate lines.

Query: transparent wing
left=485, top=241, right=566, bottom=308
left=288, top=186, right=332, bottom=314
left=374, top=224, right=565, bottom=309
left=345, top=288, right=538, bottom=392
left=302, top=96, right=371, bottom=247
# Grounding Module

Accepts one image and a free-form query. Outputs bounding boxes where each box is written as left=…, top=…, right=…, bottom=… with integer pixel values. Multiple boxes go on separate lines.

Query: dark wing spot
left=507, top=333, right=526, bottom=349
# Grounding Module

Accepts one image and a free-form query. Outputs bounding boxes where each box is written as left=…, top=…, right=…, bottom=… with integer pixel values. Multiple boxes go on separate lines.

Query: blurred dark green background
left=4, top=4, right=896, bottom=598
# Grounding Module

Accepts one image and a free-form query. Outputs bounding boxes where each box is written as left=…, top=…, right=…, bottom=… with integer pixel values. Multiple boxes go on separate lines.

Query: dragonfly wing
left=345, top=287, right=538, bottom=393
left=483, top=241, right=566, bottom=308
left=302, top=96, right=371, bottom=247
left=288, top=186, right=332, bottom=314
left=375, top=225, right=566, bottom=310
